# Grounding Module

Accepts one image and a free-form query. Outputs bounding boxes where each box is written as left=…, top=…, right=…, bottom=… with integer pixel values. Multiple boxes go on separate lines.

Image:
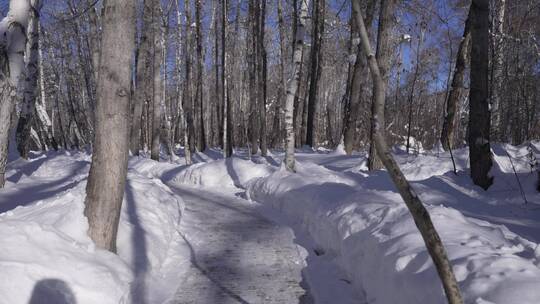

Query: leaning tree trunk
left=284, top=0, right=310, bottom=172
left=84, top=0, right=136, bottom=252
left=367, top=0, right=396, bottom=171
left=0, top=1, right=30, bottom=188
left=441, top=8, right=471, bottom=151
left=468, top=0, right=493, bottom=190
left=352, top=1, right=464, bottom=303
left=15, top=0, right=42, bottom=159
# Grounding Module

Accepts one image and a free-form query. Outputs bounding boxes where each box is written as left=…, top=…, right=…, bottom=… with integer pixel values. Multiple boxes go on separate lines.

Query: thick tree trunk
left=468, top=0, right=493, bottom=190
left=367, top=0, right=396, bottom=171
left=441, top=9, right=471, bottom=151
left=0, top=1, right=30, bottom=188
left=131, top=0, right=152, bottom=155
left=284, top=0, right=310, bottom=171
left=343, top=0, right=376, bottom=155
left=352, top=2, right=464, bottom=303
left=195, top=0, right=206, bottom=152
left=151, top=3, right=164, bottom=161
left=272, top=0, right=287, bottom=149
left=16, top=0, right=42, bottom=159
left=306, top=0, right=325, bottom=148
left=84, top=0, right=136, bottom=252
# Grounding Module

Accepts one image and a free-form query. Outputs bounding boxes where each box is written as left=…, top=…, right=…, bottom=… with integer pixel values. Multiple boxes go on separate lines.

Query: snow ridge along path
left=165, top=184, right=312, bottom=304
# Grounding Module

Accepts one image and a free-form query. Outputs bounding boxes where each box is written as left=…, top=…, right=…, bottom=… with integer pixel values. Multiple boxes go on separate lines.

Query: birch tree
left=284, top=0, right=310, bottom=172
left=84, top=0, right=136, bottom=252
left=490, top=0, right=506, bottom=141
left=16, top=0, right=42, bottom=159
left=0, top=1, right=30, bottom=188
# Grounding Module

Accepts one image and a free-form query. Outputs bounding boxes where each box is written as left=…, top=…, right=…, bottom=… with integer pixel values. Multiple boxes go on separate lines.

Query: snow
left=1, top=143, right=539, bottom=303
left=247, top=144, right=540, bottom=303
left=0, top=152, right=184, bottom=304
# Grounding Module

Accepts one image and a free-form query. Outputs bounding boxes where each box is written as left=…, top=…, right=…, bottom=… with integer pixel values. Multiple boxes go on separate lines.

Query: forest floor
left=1, top=141, right=540, bottom=303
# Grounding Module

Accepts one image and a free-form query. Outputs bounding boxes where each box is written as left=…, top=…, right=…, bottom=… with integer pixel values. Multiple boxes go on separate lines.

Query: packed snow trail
left=165, top=184, right=312, bottom=304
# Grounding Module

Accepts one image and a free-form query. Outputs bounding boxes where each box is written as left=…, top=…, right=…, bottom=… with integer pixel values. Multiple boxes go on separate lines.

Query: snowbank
left=0, top=152, right=184, bottom=304
left=247, top=148, right=540, bottom=304
left=169, top=157, right=275, bottom=189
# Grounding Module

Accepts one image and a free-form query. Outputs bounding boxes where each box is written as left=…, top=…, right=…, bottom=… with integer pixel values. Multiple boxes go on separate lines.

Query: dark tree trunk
left=195, top=0, right=206, bottom=152
left=468, top=0, right=493, bottom=190
left=131, top=0, right=152, bottom=155
left=306, top=0, right=325, bottom=148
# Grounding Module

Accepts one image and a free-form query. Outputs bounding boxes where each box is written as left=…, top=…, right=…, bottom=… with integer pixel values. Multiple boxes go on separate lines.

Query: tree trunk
left=284, top=0, right=310, bottom=171
left=343, top=0, right=376, bottom=155
left=183, top=0, right=195, bottom=162
left=271, top=0, right=287, bottom=149
left=258, top=0, right=268, bottom=156
left=441, top=9, right=471, bottom=151
left=131, top=0, right=152, bottom=155
left=84, top=0, right=136, bottom=252
left=306, top=0, right=325, bottom=148
left=468, top=0, right=493, bottom=190
left=490, top=0, right=506, bottom=141
left=16, top=0, right=42, bottom=159
left=194, top=0, right=206, bottom=152
left=367, top=0, right=396, bottom=171
left=352, top=2, right=464, bottom=303
left=0, top=1, right=30, bottom=188
left=222, top=0, right=232, bottom=157
left=151, top=3, right=164, bottom=161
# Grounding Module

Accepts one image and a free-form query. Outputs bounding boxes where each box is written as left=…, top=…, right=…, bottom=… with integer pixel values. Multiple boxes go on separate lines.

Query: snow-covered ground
left=1, top=142, right=539, bottom=303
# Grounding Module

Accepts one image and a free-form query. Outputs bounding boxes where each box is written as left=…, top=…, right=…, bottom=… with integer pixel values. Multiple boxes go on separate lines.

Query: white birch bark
left=0, top=0, right=31, bottom=187
left=16, top=0, right=42, bottom=159
left=491, top=0, right=506, bottom=140
left=284, top=0, right=310, bottom=172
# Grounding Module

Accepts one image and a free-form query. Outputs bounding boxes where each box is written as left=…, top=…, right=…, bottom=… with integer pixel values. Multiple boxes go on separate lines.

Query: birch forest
left=1, top=0, right=540, bottom=303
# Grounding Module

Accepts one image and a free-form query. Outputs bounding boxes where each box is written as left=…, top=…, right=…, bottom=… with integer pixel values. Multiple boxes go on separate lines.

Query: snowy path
left=165, top=185, right=312, bottom=304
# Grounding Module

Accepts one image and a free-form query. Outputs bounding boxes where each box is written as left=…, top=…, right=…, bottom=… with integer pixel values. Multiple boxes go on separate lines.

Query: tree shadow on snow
left=125, top=182, right=149, bottom=304
left=0, top=160, right=88, bottom=214
left=28, top=278, right=76, bottom=304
